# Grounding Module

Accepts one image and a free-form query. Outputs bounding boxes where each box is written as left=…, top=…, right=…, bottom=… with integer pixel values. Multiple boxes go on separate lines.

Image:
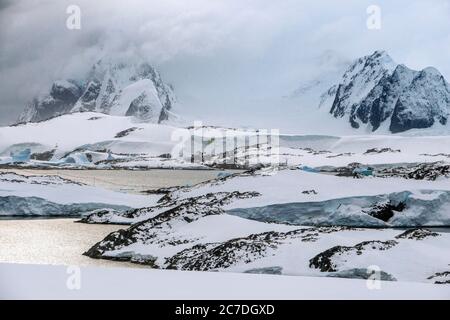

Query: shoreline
left=1, top=215, right=450, bottom=231
left=0, top=168, right=240, bottom=193
left=0, top=218, right=145, bottom=269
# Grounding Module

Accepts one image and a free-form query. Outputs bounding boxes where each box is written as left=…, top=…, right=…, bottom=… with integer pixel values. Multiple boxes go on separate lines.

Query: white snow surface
left=0, top=113, right=177, bottom=156
left=170, top=169, right=450, bottom=211
left=0, top=171, right=159, bottom=209
left=1, top=263, right=448, bottom=299
left=96, top=211, right=450, bottom=284
left=4, top=112, right=450, bottom=169
left=108, top=79, right=163, bottom=119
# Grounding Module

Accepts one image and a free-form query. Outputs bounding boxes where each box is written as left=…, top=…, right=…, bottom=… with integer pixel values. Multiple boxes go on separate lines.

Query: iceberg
left=10, top=148, right=31, bottom=163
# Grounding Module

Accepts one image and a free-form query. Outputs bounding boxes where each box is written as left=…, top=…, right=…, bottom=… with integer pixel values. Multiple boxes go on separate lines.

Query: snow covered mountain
left=18, top=58, right=177, bottom=124
left=326, top=51, right=450, bottom=133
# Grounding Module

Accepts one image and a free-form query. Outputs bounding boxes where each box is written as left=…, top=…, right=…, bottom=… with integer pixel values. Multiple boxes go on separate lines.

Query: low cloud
left=0, top=0, right=449, bottom=126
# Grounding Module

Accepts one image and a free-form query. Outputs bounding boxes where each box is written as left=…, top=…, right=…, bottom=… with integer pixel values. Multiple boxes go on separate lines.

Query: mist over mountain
left=18, top=57, right=177, bottom=124
left=1, top=0, right=450, bottom=129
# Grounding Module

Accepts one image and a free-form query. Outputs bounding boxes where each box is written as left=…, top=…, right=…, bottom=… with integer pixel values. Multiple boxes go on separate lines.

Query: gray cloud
left=0, top=0, right=449, bottom=128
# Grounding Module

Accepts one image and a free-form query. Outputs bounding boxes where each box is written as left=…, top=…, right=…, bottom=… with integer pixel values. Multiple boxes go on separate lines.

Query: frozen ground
left=3, top=112, right=450, bottom=170
left=1, top=112, right=450, bottom=295
left=0, top=171, right=159, bottom=216
left=78, top=167, right=450, bottom=285
left=1, top=263, right=449, bottom=300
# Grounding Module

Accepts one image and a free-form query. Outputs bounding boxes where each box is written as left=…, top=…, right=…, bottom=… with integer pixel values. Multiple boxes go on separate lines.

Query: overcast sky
left=0, top=0, right=449, bottom=127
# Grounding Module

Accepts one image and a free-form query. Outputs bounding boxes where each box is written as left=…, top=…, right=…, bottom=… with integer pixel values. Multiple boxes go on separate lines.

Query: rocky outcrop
left=427, top=271, right=450, bottom=284
left=244, top=266, right=283, bottom=275
left=327, top=161, right=450, bottom=181
left=18, top=80, right=83, bottom=123
left=330, top=51, right=396, bottom=120
left=365, top=201, right=406, bottom=222
left=309, top=240, right=398, bottom=272
left=165, top=227, right=347, bottom=271
left=326, top=268, right=397, bottom=281
left=395, top=228, right=440, bottom=240
left=84, top=191, right=261, bottom=260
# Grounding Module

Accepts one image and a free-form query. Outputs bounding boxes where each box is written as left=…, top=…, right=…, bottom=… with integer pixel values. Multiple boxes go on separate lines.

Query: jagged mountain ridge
left=326, top=51, right=450, bottom=133
left=18, top=58, right=176, bottom=124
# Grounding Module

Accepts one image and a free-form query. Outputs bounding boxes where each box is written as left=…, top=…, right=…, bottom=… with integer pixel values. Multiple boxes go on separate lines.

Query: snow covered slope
left=0, top=171, right=159, bottom=216
left=2, top=263, right=449, bottom=299
left=83, top=167, right=450, bottom=226
left=83, top=200, right=450, bottom=284
left=5, top=112, right=450, bottom=169
left=78, top=163, right=450, bottom=283
left=1, top=112, right=182, bottom=160
left=18, top=57, right=177, bottom=124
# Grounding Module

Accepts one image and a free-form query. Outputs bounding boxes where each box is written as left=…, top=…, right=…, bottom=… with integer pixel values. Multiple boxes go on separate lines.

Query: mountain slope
left=18, top=58, right=176, bottom=124
left=326, top=51, right=450, bottom=133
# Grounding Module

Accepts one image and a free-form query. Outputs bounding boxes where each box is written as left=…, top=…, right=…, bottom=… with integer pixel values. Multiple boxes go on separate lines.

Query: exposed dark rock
left=309, top=240, right=398, bottom=272
left=18, top=80, right=83, bottom=123
left=326, top=162, right=450, bottom=181
left=327, top=51, right=450, bottom=133
left=77, top=80, right=101, bottom=111
left=333, top=163, right=366, bottom=177
left=300, top=148, right=331, bottom=155
left=165, top=236, right=275, bottom=271
left=395, top=228, right=440, bottom=240
left=77, top=208, right=126, bottom=225
left=326, top=152, right=354, bottom=158
left=406, top=163, right=450, bottom=181
left=83, top=191, right=261, bottom=260
left=244, top=266, right=283, bottom=275
left=366, top=201, right=406, bottom=222
left=302, top=189, right=318, bottom=195
left=373, top=162, right=450, bottom=181
left=326, top=268, right=397, bottom=281
left=114, top=252, right=158, bottom=266
left=166, top=227, right=349, bottom=271
left=420, top=153, right=450, bottom=158
left=364, top=148, right=400, bottom=154
left=114, top=127, right=141, bottom=138
left=30, top=149, right=55, bottom=161
left=427, top=271, right=450, bottom=284
left=125, top=93, right=155, bottom=121
left=142, top=187, right=178, bottom=196
left=330, top=51, right=395, bottom=120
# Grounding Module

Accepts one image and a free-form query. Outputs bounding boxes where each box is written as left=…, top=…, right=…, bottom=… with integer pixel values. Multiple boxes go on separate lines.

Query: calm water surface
left=0, top=168, right=239, bottom=267
left=0, top=218, right=144, bottom=267
left=1, top=168, right=239, bottom=193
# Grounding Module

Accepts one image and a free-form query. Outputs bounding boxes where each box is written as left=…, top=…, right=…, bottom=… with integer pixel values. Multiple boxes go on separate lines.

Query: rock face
left=165, top=227, right=345, bottom=271
left=326, top=268, right=397, bottom=281
left=395, top=228, right=440, bottom=240
left=18, top=59, right=176, bottom=124
left=84, top=191, right=261, bottom=260
left=327, top=51, right=450, bottom=133
left=309, top=240, right=398, bottom=272
left=427, top=271, right=450, bottom=284
left=18, top=80, right=83, bottom=123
